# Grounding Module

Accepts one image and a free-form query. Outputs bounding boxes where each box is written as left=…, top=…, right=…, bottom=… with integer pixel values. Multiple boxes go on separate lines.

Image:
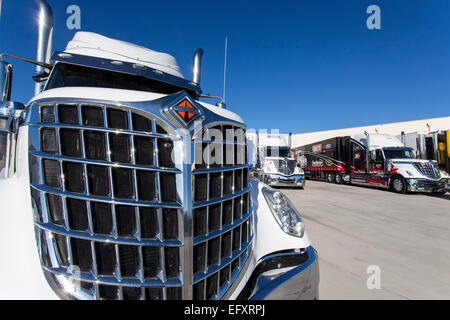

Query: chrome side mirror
left=0, top=101, right=25, bottom=179
left=0, top=61, right=13, bottom=101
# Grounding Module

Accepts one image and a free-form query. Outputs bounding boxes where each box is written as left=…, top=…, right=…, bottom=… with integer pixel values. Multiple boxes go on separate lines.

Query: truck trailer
left=297, top=133, right=449, bottom=194
left=247, top=132, right=305, bottom=188
left=0, top=0, right=318, bottom=300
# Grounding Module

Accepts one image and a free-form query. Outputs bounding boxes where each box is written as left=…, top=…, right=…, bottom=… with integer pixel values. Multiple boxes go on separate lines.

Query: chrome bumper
left=238, top=246, right=319, bottom=300
left=265, top=174, right=305, bottom=188
left=407, top=178, right=448, bottom=193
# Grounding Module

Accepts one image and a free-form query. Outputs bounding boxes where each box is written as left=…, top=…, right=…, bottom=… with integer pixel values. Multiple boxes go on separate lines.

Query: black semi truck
left=296, top=133, right=449, bottom=194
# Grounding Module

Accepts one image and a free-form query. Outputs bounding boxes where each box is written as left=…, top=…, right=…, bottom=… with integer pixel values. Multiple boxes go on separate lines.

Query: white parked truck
left=398, top=130, right=450, bottom=174
left=0, top=0, right=318, bottom=300
left=298, top=132, right=449, bottom=194
left=247, top=132, right=305, bottom=188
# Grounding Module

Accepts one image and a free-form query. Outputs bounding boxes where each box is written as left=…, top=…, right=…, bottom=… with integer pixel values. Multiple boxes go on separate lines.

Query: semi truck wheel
left=391, top=176, right=407, bottom=194
left=326, top=172, right=335, bottom=183
left=335, top=173, right=343, bottom=184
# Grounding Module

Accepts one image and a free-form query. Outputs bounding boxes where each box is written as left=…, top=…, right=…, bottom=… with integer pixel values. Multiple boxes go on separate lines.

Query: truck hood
left=29, top=87, right=244, bottom=123
left=389, top=158, right=434, bottom=164
left=389, top=158, right=449, bottom=179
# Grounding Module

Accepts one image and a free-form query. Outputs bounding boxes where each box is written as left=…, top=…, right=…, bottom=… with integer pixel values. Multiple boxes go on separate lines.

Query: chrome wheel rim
left=393, top=178, right=404, bottom=191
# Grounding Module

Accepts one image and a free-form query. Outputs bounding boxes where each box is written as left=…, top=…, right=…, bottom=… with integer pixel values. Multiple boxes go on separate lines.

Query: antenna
left=223, top=36, right=228, bottom=103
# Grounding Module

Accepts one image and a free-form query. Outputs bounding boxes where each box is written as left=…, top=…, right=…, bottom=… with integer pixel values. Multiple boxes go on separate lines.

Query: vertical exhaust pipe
left=364, top=131, right=370, bottom=173
left=192, top=48, right=203, bottom=86
left=34, top=0, right=53, bottom=96
left=417, top=133, right=426, bottom=159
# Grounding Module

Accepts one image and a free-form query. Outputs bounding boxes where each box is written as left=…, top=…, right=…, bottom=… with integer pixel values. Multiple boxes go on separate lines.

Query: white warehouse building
left=288, top=116, right=450, bottom=148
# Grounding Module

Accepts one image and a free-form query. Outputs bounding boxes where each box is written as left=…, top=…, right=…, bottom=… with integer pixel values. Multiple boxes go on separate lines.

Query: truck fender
left=249, top=179, right=311, bottom=262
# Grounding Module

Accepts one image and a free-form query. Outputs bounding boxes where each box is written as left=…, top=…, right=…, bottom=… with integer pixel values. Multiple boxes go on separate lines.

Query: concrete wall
left=289, top=116, right=450, bottom=148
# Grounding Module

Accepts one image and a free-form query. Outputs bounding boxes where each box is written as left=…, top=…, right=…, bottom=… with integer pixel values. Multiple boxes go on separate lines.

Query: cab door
left=349, top=139, right=368, bottom=184
left=370, top=149, right=385, bottom=173
left=351, top=141, right=367, bottom=173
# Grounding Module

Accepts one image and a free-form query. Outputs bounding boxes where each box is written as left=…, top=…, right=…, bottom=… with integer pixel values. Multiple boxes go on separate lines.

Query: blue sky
left=1, top=0, right=450, bottom=133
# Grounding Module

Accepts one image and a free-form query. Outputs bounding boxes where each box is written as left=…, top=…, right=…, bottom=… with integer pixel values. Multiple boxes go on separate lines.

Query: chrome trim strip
left=193, top=211, right=252, bottom=245
left=35, top=221, right=183, bottom=246
left=30, top=150, right=181, bottom=173
left=192, top=164, right=249, bottom=174
left=31, top=184, right=183, bottom=209
left=42, top=265, right=183, bottom=287
left=28, top=122, right=180, bottom=140
left=192, top=187, right=250, bottom=208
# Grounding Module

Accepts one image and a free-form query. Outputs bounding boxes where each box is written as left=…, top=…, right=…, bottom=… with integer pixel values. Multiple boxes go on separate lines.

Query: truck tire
left=326, top=172, right=335, bottom=183
left=391, top=176, right=407, bottom=194
left=335, top=173, right=343, bottom=184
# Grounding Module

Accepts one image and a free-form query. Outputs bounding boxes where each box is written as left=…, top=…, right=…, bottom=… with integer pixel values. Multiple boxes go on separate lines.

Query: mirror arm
left=0, top=53, right=53, bottom=70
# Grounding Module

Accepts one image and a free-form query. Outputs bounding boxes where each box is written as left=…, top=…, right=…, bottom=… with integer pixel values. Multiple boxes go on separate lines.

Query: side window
left=375, top=149, right=384, bottom=161
left=370, top=149, right=385, bottom=171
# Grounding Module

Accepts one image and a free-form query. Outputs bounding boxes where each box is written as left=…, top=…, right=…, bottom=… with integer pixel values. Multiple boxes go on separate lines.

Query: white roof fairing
left=352, top=134, right=404, bottom=149
left=256, top=134, right=289, bottom=148
left=40, top=32, right=246, bottom=124
left=64, top=32, right=184, bottom=78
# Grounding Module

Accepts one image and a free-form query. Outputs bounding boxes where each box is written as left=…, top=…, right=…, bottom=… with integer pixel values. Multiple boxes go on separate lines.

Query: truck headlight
left=262, top=187, right=305, bottom=237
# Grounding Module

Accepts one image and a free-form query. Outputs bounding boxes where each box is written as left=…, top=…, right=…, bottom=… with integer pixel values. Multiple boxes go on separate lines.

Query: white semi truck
left=298, top=132, right=449, bottom=194
left=399, top=130, right=450, bottom=174
left=247, top=132, right=305, bottom=188
left=0, top=0, right=318, bottom=300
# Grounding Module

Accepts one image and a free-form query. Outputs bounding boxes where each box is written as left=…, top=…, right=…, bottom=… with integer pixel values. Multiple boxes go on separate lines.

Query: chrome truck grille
left=192, top=124, right=252, bottom=300
left=414, top=162, right=440, bottom=180
left=27, top=96, right=252, bottom=300
left=275, top=159, right=296, bottom=175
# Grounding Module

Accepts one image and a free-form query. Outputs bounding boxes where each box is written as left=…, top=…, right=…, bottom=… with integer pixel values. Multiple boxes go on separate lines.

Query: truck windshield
left=383, top=149, right=415, bottom=159
left=266, top=147, right=290, bottom=157
left=45, top=62, right=195, bottom=97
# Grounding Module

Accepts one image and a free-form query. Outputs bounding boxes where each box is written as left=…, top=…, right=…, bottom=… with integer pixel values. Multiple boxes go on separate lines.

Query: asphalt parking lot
left=282, top=180, right=450, bottom=300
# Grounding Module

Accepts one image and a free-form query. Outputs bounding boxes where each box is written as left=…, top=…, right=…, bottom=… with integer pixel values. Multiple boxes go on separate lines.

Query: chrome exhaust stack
left=192, top=48, right=203, bottom=86
left=34, top=0, right=53, bottom=95
left=0, top=101, right=25, bottom=179
left=288, top=132, right=292, bottom=150
left=0, top=62, right=12, bottom=101
left=364, top=131, right=370, bottom=173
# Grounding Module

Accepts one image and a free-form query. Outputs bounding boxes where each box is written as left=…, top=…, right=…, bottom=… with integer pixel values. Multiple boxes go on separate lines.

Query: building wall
left=289, top=116, right=450, bottom=149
